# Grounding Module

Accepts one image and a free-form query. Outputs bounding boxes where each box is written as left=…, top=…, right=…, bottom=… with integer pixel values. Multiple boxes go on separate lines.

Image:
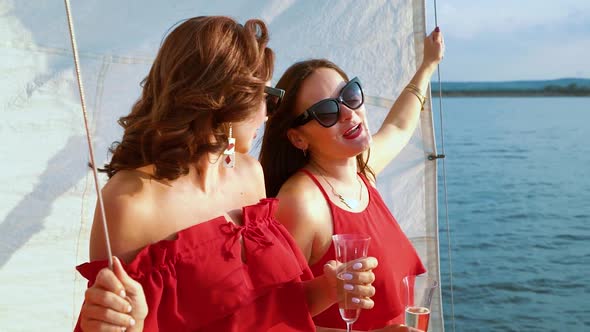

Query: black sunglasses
left=265, top=86, right=285, bottom=115
left=291, top=77, right=364, bottom=128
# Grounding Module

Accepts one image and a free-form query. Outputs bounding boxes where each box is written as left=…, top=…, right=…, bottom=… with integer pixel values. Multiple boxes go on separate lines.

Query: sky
left=425, top=0, right=590, bottom=82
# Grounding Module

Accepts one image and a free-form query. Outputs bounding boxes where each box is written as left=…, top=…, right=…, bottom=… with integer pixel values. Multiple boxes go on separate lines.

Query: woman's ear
left=287, top=128, right=308, bottom=151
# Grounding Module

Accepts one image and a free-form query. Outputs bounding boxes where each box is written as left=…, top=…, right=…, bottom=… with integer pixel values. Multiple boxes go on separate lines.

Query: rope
left=63, top=0, right=113, bottom=269
left=432, top=1, right=456, bottom=331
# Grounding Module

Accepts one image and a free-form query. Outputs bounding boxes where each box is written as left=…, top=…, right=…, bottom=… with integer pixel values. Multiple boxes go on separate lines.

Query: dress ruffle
left=75, top=198, right=314, bottom=331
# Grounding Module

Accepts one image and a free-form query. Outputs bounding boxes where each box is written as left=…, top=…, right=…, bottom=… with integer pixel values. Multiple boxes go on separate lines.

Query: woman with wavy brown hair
left=259, top=29, right=444, bottom=331
left=74, top=16, right=378, bottom=332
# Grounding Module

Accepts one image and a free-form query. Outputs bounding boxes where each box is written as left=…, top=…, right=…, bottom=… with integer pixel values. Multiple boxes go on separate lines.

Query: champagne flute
left=402, top=275, right=438, bottom=332
left=332, top=234, right=371, bottom=332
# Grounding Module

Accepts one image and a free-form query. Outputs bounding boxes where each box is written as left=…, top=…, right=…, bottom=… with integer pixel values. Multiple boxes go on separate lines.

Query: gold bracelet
left=406, top=84, right=426, bottom=101
left=404, top=87, right=426, bottom=111
left=406, top=83, right=425, bottom=95
left=405, top=87, right=425, bottom=102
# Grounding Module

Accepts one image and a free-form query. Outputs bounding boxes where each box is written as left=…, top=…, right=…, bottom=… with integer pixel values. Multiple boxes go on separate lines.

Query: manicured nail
left=129, top=318, right=136, bottom=326
left=119, top=289, right=126, bottom=298
left=126, top=305, right=132, bottom=313
left=352, top=262, right=363, bottom=270
left=121, top=328, right=126, bottom=332
left=435, top=26, right=440, bottom=32
left=344, top=284, right=354, bottom=291
left=341, top=273, right=353, bottom=280
left=352, top=297, right=361, bottom=304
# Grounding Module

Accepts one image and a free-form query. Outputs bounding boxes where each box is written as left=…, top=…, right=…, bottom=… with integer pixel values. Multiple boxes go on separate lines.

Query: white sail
left=0, top=0, right=443, bottom=330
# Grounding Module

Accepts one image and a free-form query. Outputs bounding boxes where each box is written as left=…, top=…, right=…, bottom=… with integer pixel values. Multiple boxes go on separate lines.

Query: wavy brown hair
left=102, top=16, right=274, bottom=180
left=259, top=59, right=374, bottom=198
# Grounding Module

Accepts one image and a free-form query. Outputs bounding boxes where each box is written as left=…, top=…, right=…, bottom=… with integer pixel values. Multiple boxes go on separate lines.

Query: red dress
left=74, top=198, right=316, bottom=332
left=300, top=170, right=426, bottom=330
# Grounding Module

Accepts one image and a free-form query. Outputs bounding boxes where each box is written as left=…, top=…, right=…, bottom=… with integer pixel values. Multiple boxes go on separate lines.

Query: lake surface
left=433, top=97, right=590, bottom=331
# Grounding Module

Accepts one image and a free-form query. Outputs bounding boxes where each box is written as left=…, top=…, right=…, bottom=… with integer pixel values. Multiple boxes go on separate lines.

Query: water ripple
left=438, top=98, right=590, bottom=331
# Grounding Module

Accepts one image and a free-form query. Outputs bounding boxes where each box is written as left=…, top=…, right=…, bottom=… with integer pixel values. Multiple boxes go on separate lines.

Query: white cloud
left=429, top=0, right=590, bottom=39
left=427, top=0, right=590, bottom=80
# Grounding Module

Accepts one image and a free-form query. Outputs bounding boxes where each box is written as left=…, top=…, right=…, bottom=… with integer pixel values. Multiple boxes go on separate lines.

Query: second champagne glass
left=332, top=234, right=371, bottom=332
left=402, top=274, right=438, bottom=332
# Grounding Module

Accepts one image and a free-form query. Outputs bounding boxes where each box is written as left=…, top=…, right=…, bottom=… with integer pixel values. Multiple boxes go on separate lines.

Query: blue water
left=433, top=97, right=590, bottom=332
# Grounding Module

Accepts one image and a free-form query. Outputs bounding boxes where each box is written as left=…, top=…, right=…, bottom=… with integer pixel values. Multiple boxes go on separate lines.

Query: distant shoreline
left=431, top=80, right=590, bottom=97
left=432, top=90, right=590, bottom=97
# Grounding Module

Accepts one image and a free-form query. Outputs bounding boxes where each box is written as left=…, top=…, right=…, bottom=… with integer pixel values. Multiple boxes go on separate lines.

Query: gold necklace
left=310, top=162, right=363, bottom=210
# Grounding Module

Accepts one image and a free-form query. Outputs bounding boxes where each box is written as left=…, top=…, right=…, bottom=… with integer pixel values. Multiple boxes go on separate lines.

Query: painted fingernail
left=352, top=262, right=363, bottom=270
left=126, top=305, right=132, bottom=313
left=119, top=289, right=126, bottom=298
left=341, top=273, right=353, bottom=280
left=121, top=328, right=126, bottom=332
left=129, top=318, right=136, bottom=326
left=435, top=26, right=440, bottom=32
left=344, top=284, right=354, bottom=291
left=352, top=297, right=361, bottom=304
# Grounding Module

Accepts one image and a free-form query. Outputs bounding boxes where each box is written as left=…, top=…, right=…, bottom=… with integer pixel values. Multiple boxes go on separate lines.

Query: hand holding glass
left=332, top=234, right=371, bottom=332
left=402, top=275, right=438, bottom=332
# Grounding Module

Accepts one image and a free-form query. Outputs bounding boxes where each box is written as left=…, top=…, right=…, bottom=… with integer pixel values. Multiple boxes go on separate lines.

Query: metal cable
left=433, top=1, right=456, bottom=331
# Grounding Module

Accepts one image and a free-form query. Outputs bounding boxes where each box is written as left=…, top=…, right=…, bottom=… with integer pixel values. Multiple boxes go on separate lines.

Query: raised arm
left=368, top=27, right=444, bottom=175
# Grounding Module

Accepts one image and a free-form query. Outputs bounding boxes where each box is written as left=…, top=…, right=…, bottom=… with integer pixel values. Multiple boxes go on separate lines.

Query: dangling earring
left=223, top=123, right=236, bottom=168
left=302, top=148, right=307, bottom=158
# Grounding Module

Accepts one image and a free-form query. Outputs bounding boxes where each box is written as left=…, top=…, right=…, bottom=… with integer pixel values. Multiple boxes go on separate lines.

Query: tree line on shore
left=431, top=83, right=590, bottom=97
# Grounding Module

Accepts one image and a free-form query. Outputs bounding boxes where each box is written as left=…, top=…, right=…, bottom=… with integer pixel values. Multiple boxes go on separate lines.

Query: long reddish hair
left=259, top=59, right=374, bottom=198
left=103, top=16, right=274, bottom=180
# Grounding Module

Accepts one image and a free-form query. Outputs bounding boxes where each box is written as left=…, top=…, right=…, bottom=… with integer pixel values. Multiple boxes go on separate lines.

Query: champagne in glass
left=402, top=275, right=438, bottom=332
left=332, top=234, right=371, bottom=332
left=405, top=306, right=430, bottom=331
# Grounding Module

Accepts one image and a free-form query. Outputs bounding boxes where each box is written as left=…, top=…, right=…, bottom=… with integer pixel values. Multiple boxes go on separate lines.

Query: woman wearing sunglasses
left=74, top=17, right=380, bottom=332
left=260, top=28, right=444, bottom=331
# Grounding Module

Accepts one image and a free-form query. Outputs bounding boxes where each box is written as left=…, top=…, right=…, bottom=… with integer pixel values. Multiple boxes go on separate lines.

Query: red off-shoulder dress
left=74, top=198, right=316, bottom=332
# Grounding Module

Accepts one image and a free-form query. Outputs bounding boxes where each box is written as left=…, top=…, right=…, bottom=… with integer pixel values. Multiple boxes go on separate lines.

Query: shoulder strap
left=298, top=169, right=332, bottom=204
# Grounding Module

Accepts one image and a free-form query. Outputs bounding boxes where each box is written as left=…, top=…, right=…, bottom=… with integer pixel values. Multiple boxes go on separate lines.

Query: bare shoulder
left=234, top=152, right=266, bottom=197
left=278, top=172, right=330, bottom=227
left=101, top=169, right=149, bottom=199
left=279, top=171, right=322, bottom=203
left=90, top=170, right=158, bottom=262
left=276, top=171, right=332, bottom=260
left=235, top=152, right=264, bottom=177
